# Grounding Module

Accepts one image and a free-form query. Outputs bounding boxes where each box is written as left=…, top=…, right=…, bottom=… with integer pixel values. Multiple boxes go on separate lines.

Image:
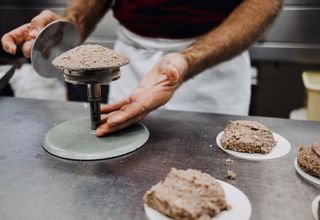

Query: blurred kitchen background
left=1, top=0, right=320, bottom=120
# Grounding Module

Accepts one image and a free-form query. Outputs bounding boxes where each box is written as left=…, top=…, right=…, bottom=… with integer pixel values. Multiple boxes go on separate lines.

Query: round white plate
left=144, top=180, right=251, bottom=220
left=294, top=158, right=320, bottom=187
left=312, top=195, right=320, bottom=220
left=216, top=132, right=291, bottom=161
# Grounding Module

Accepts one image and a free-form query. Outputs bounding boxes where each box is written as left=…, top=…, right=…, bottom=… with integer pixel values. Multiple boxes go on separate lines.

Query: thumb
left=29, top=10, right=61, bottom=38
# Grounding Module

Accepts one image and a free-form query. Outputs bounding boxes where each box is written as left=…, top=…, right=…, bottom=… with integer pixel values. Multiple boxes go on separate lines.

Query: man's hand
left=1, top=10, right=63, bottom=57
left=96, top=53, right=188, bottom=137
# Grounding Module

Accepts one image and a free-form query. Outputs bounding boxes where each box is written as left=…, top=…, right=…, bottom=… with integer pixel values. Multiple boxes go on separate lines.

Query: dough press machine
left=31, top=20, right=149, bottom=160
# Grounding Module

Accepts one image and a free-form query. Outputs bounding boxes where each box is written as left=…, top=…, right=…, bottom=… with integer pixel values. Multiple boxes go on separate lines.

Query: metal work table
left=0, top=97, right=319, bottom=220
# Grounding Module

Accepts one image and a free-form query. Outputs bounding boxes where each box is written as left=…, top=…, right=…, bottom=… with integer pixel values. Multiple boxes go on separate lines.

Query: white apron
left=109, top=26, right=251, bottom=115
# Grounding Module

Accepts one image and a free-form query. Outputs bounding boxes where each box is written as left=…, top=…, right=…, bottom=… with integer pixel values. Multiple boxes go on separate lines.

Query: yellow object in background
left=303, top=72, right=320, bottom=121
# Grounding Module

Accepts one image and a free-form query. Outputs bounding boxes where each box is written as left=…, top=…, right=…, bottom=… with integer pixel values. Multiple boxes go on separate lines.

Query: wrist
left=64, top=11, right=86, bottom=41
left=168, top=52, right=190, bottom=83
left=179, top=50, right=196, bottom=80
left=64, top=14, right=81, bottom=34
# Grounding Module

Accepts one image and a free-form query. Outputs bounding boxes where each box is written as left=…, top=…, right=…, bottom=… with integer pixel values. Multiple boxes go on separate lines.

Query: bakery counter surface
left=0, top=97, right=319, bottom=220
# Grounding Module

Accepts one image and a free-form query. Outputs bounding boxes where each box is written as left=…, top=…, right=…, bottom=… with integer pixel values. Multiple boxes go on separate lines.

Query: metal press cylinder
left=87, top=84, right=102, bottom=130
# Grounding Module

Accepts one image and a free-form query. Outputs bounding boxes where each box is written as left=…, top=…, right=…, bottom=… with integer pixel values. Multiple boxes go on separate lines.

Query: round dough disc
left=294, top=157, right=320, bottom=187
left=43, top=117, right=149, bottom=160
left=216, top=132, right=291, bottom=161
left=144, top=180, right=252, bottom=220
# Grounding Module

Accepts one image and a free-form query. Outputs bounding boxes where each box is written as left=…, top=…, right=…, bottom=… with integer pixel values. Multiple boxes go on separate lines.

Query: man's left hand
left=96, top=53, right=188, bottom=137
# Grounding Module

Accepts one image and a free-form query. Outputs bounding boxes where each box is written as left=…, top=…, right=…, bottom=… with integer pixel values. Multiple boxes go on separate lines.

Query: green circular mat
left=43, top=117, right=149, bottom=160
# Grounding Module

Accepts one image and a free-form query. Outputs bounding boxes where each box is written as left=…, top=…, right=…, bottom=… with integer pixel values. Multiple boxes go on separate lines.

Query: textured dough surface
left=297, top=143, right=320, bottom=178
left=220, top=120, right=277, bottom=154
left=144, top=168, right=229, bottom=220
left=52, top=44, right=129, bottom=70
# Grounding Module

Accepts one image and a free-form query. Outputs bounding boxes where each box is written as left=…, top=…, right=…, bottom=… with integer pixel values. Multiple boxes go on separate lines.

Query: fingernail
left=95, top=128, right=102, bottom=136
left=7, top=45, right=16, bottom=54
left=96, top=130, right=108, bottom=137
left=96, top=132, right=102, bottom=137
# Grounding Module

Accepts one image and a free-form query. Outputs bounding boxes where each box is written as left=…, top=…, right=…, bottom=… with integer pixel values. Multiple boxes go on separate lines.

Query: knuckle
left=31, top=17, right=41, bottom=25
left=42, top=10, right=53, bottom=16
left=107, top=119, right=118, bottom=127
left=32, top=10, right=54, bottom=23
left=43, top=10, right=56, bottom=20
left=31, top=17, right=37, bottom=23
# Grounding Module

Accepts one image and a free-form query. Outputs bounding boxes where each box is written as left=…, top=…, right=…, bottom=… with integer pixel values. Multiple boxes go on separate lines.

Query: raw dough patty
left=143, top=168, right=229, bottom=220
left=220, top=120, right=277, bottom=154
left=52, top=44, right=129, bottom=71
left=297, top=143, right=320, bottom=178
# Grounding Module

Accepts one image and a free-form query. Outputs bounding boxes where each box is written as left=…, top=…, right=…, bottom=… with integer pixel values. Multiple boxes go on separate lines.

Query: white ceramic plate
left=312, top=195, right=320, bottom=220
left=144, top=180, right=251, bottom=220
left=294, top=157, right=320, bottom=187
left=216, top=132, right=291, bottom=161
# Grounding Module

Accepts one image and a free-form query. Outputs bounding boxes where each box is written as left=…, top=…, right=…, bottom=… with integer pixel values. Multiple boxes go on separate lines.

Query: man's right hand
left=1, top=10, right=63, bottom=58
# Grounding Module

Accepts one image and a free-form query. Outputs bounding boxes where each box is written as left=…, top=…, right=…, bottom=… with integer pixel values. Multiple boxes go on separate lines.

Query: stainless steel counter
left=0, top=97, right=319, bottom=220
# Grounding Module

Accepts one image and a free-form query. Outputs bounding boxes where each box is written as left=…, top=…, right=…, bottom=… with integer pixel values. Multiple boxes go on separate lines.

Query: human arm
left=180, top=0, right=284, bottom=80
left=96, top=0, right=284, bottom=136
left=1, top=0, right=112, bottom=57
left=64, top=0, right=113, bottom=41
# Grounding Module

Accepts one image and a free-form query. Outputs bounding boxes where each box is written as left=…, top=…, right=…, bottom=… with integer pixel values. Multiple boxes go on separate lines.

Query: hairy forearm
left=180, top=0, right=283, bottom=80
left=64, top=0, right=112, bottom=41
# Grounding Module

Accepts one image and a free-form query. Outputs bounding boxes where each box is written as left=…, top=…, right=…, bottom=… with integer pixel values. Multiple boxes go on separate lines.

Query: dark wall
left=251, top=62, right=320, bottom=118
left=249, top=0, right=320, bottom=118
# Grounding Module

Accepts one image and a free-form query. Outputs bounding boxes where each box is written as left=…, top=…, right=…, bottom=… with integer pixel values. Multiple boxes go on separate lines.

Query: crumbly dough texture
left=143, top=168, right=229, bottom=220
left=52, top=44, right=129, bottom=70
left=220, top=120, right=277, bottom=154
left=227, top=170, right=236, bottom=180
left=297, top=143, right=320, bottom=178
